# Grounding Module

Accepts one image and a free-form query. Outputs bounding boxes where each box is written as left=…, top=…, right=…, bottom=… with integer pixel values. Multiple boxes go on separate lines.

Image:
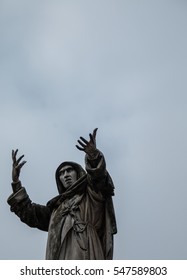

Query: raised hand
left=12, top=149, right=26, bottom=183
left=76, top=128, right=99, bottom=158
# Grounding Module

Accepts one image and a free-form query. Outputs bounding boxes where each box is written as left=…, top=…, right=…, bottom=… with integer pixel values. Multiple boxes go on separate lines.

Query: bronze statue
left=7, top=128, right=117, bottom=259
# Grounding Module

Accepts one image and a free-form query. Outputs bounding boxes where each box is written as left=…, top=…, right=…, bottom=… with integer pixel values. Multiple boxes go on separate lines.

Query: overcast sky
left=1, top=0, right=187, bottom=260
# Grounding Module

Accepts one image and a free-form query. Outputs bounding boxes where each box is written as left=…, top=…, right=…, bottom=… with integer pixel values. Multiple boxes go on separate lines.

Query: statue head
left=55, top=161, right=86, bottom=194
left=58, top=165, right=77, bottom=189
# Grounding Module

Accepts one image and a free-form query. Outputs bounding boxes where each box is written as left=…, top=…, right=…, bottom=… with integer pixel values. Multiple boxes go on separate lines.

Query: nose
left=64, top=170, right=69, bottom=177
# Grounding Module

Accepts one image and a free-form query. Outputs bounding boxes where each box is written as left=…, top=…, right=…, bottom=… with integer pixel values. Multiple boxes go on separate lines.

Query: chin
left=65, top=183, right=72, bottom=189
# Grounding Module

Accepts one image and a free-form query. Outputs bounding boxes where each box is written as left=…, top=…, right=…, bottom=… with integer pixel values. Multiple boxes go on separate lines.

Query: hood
left=55, top=161, right=86, bottom=194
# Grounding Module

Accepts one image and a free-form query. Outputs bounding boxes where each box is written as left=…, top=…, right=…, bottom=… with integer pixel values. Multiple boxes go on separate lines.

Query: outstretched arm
left=8, top=149, right=51, bottom=231
left=76, top=129, right=114, bottom=195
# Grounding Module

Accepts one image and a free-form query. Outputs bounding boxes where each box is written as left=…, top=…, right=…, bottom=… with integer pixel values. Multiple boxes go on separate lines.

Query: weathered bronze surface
left=7, top=129, right=117, bottom=259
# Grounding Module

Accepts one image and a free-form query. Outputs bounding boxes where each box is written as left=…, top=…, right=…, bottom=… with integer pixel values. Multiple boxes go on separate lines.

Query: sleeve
left=85, top=150, right=114, bottom=196
left=7, top=185, right=51, bottom=232
left=85, top=150, right=117, bottom=259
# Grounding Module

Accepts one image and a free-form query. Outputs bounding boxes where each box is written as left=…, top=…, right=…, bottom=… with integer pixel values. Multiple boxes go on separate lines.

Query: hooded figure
left=7, top=129, right=117, bottom=259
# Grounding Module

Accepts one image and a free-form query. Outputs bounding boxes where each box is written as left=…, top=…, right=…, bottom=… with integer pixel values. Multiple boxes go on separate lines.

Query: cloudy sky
left=1, top=0, right=187, bottom=260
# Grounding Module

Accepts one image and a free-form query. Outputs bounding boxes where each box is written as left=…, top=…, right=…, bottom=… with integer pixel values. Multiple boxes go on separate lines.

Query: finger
left=90, top=128, right=98, bottom=143
left=16, top=155, right=25, bottom=165
left=92, top=128, right=98, bottom=139
left=76, top=145, right=85, bottom=151
left=77, top=140, right=86, bottom=148
left=12, top=150, right=14, bottom=161
left=12, top=149, right=18, bottom=161
left=19, top=161, right=27, bottom=169
left=89, top=133, right=94, bottom=143
left=79, top=137, right=88, bottom=144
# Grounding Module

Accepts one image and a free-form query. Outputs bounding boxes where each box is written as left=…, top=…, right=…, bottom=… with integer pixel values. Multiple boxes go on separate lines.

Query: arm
left=76, top=129, right=113, bottom=194
left=7, top=150, right=51, bottom=231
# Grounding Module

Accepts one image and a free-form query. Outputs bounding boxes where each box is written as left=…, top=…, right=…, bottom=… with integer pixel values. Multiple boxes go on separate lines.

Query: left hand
left=76, top=128, right=99, bottom=158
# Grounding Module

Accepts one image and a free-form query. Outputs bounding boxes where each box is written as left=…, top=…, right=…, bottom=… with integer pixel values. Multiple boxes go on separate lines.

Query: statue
left=7, top=128, right=117, bottom=259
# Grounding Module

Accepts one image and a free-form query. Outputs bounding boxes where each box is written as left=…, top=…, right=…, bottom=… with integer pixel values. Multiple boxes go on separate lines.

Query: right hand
left=12, top=149, right=26, bottom=183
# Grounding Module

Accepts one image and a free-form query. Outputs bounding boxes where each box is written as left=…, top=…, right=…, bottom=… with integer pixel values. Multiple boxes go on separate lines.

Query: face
left=59, top=165, right=77, bottom=189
